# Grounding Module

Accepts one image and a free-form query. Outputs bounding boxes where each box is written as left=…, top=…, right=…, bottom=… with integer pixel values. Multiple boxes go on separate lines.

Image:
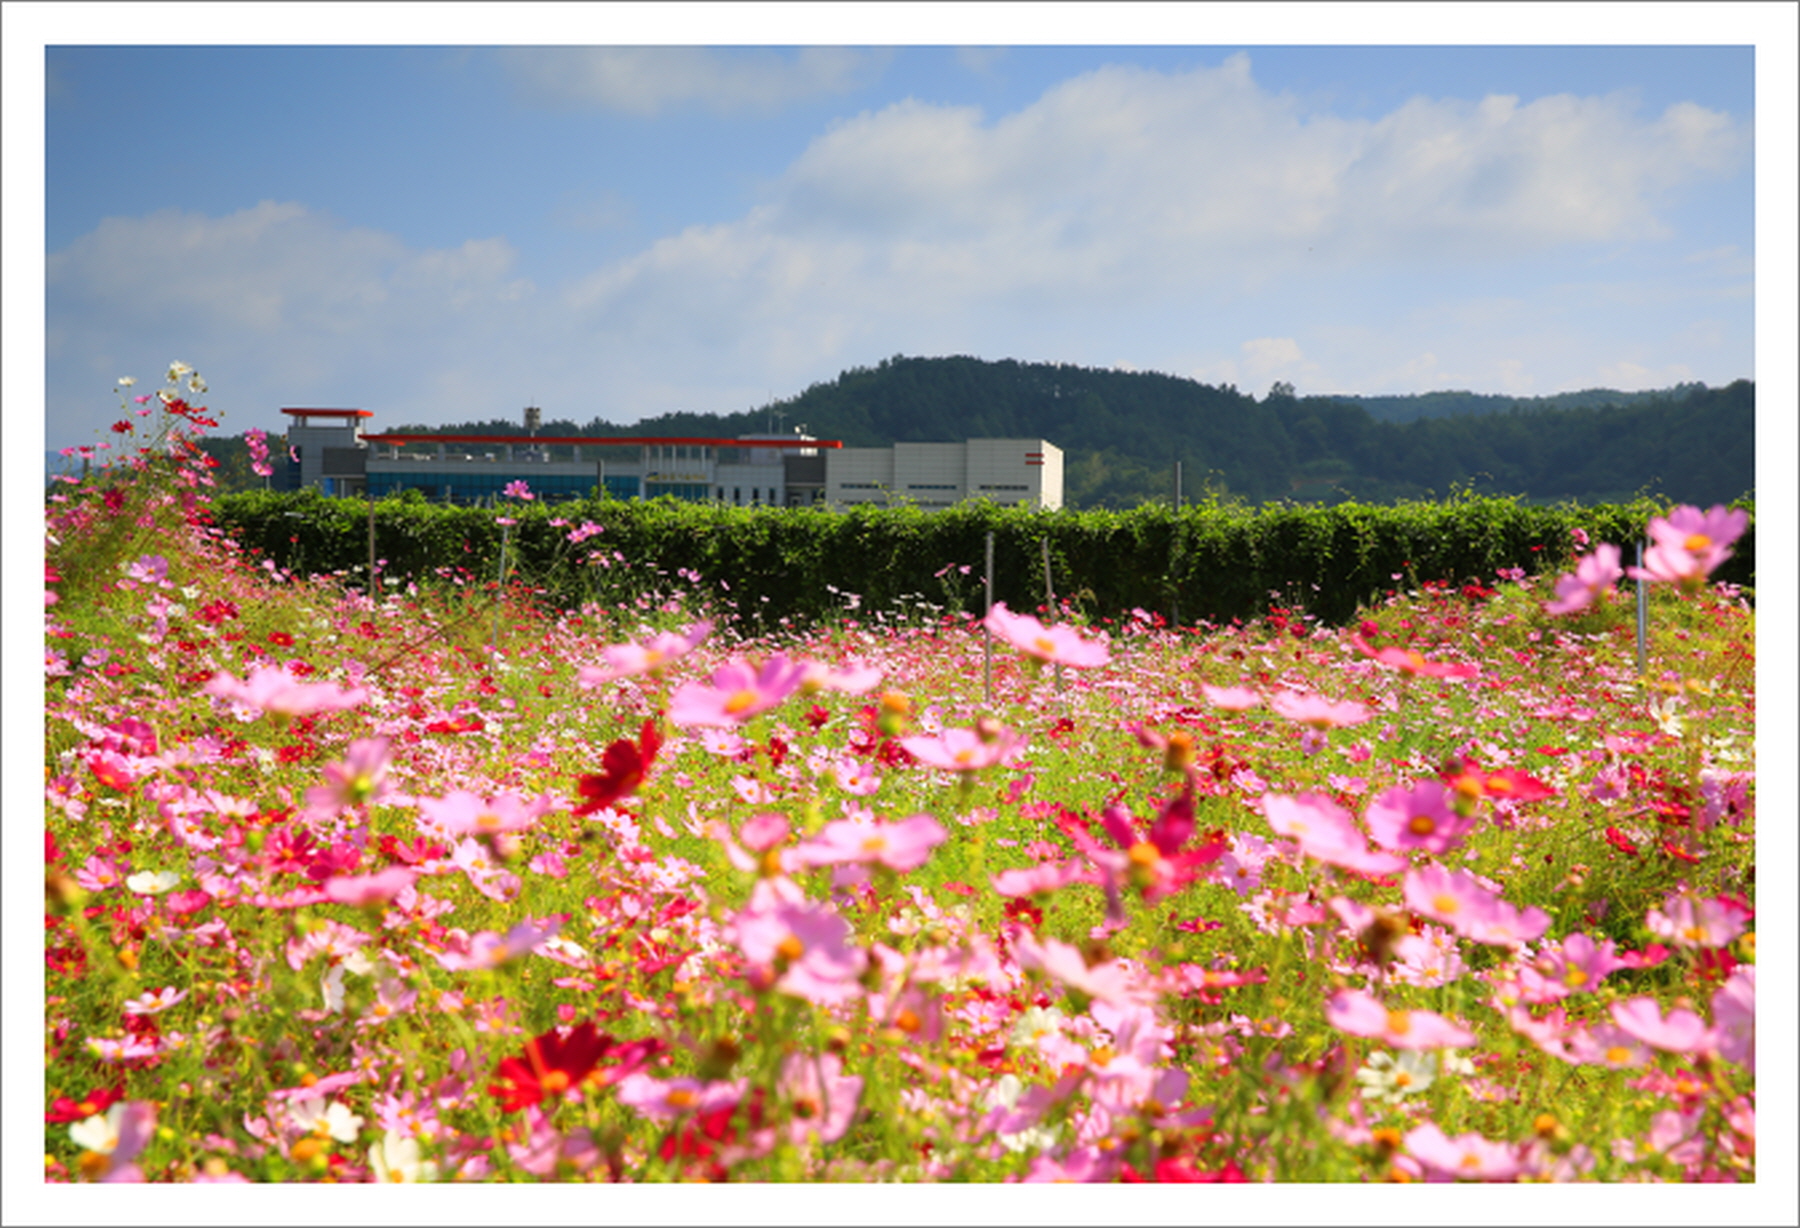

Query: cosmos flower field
left=41, top=371, right=1757, bottom=1189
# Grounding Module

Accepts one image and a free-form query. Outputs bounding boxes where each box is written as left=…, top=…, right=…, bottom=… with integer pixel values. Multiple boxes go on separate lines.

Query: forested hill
left=364, top=356, right=1755, bottom=509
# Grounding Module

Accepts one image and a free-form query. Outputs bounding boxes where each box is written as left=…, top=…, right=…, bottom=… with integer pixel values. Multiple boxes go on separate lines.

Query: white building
left=825, top=439, right=1063, bottom=511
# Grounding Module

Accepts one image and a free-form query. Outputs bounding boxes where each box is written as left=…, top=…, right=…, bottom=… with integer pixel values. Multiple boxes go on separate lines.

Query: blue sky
left=9, top=6, right=1794, bottom=460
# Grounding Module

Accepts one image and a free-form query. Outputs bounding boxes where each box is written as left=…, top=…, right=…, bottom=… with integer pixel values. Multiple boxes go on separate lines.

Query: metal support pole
left=1635, top=540, right=1648, bottom=676
left=366, top=486, right=377, bottom=594
left=984, top=530, right=995, bottom=707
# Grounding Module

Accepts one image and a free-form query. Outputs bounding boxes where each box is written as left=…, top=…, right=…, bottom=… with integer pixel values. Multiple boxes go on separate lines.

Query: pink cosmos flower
left=901, top=724, right=1026, bottom=774
left=1609, top=997, right=1711, bottom=1054
left=121, top=987, right=188, bottom=1016
left=431, top=917, right=565, bottom=971
left=983, top=602, right=1111, bottom=668
left=800, top=660, right=884, bottom=695
left=1644, top=892, right=1748, bottom=949
left=577, top=620, right=711, bottom=685
left=204, top=665, right=369, bottom=717
left=772, top=1052, right=863, bottom=1146
left=731, top=898, right=868, bottom=1006
left=1517, top=931, right=1623, bottom=1000
left=1200, top=683, right=1261, bottom=711
left=1364, top=780, right=1475, bottom=856
left=1262, top=793, right=1405, bottom=877
left=667, top=655, right=808, bottom=727
left=417, top=789, right=553, bottom=837
left=322, top=866, right=418, bottom=907
left=795, top=813, right=947, bottom=872
left=1646, top=504, right=1748, bottom=576
left=1544, top=544, right=1624, bottom=615
left=1325, top=988, right=1475, bottom=1049
left=992, top=858, right=1098, bottom=898
left=1011, top=932, right=1150, bottom=1008
left=1348, top=635, right=1480, bottom=679
left=1403, top=1123, right=1523, bottom=1181
left=1711, top=966, right=1754, bottom=1071
left=306, top=737, right=396, bottom=812
left=1404, top=863, right=1548, bottom=946
left=1269, top=690, right=1371, bottom=729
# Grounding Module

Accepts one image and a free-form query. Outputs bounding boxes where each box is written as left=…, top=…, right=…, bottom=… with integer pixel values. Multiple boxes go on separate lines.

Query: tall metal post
left=984, top=531, right=995, bottom=707
left=1635, top=540, right=1649, bottom=675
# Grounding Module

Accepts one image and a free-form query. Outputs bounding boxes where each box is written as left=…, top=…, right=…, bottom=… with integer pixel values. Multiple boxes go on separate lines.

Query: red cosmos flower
left=573, top=718, right=663, bottom=816
left=45, top=1083, right=125, bottom=1124
left=1439, top=758, right=1556, bottom=815
left=424, top=714, right=485, bottom=735
left=489, top=1022, right=613, bottom=1112
left=1603, top=826, right=1640, bottom=857
left=488, top=1023, right=664, bottom=1113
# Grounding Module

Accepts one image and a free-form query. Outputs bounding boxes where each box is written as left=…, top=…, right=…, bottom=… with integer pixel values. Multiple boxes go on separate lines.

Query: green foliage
left=203, top=492, right=1756, bottom=636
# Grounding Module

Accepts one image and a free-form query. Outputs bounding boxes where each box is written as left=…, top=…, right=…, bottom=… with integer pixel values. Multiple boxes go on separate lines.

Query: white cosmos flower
left=125, top=870, right=181, bottom=895
left=290, top=1098, right=364, bottom=1143
left=69, top=1104, right=127, bottom=1154
left=369, top=1129, right=438, bottom=1182
left=1354, top=1049, right=1439, bottom=1104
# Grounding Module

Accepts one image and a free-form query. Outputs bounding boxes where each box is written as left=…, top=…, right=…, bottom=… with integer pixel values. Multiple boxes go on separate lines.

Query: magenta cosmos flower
left=203, top=664, right=369, bottom=717
left=1325, top=988, right=1475, bottom=1049
left=1544, top=544, right=1624, bottom=616
left=983, top=602, right=1110, bottom=668
left=577, top=620, right=712, bottom=686
left=1262, top=793, right=1405, bottom=877
left=1269, top=690, right=1371, bottom=729
left=1364, top=781, right=1476, bottom=856
left=795, top=814, right=947, bottom=873
left=901, top=723, right=1026, bottom=773
left=667, top=654, right=807, bottom=728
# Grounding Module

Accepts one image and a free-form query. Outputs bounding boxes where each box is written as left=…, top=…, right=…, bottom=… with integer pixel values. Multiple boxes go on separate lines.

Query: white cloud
left=496, top=47, right=885, bottom=115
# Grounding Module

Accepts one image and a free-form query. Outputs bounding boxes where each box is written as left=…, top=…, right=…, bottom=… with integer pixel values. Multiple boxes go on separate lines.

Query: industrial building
left=276, top=407, right=1062, bottom=511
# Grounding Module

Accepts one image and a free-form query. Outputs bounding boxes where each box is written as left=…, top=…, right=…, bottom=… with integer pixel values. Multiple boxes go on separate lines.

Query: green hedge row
left=205, top=489, right=1755, bottom=632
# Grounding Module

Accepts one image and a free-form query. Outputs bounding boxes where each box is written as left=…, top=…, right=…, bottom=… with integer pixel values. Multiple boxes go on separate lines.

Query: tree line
left=198, top=356, right=1751, bottom=510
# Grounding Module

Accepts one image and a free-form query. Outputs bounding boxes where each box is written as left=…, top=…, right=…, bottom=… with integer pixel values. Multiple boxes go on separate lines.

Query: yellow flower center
left=724, top=689, right=760, bottom=715
left=1386, top=1010, right=1412, bottom=1035
left=1684, top=533, right=1711, bottom=552
left=860, top=835, right=887, bottom=855
left=1605, top=1045, right=1632, bottom=1065
left=1127, top=841, right=1161, bottom=868
left=1407, top=814, right=1438, bottom=836
left=1562, top=966, right=1588, bottom=988
left=539, top=1070, right=571, bottom=1096
left=666, top=1088, right=696, bottom=1109
left=1433, top=894, right=1460, bottom=914
left=1033, top=635, right=1057, bottom=655
left=776, top=934, right=805, bottom=962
